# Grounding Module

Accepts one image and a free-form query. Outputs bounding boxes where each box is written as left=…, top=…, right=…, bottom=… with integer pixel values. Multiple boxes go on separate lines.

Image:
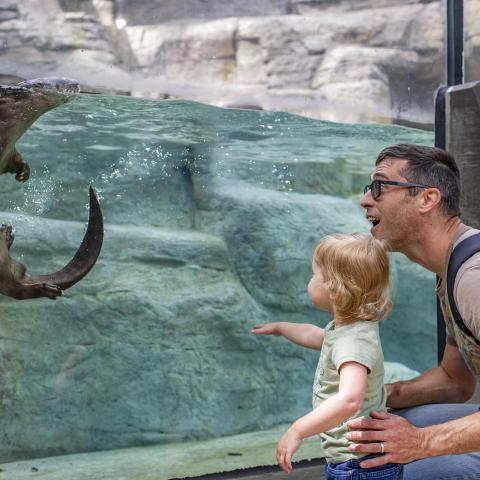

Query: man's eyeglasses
left=363, top=180, right=433, bottom=200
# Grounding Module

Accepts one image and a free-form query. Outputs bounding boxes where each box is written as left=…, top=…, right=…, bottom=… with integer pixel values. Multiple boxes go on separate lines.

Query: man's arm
left=387, top=344, right=476, bottom=408
left=345, top=344, right=478, bottom=468
left=252, top=322, right=324, bottom=350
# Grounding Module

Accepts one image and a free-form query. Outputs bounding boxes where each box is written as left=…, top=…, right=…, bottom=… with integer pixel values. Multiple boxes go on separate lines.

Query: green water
left=8, top=94, right=433, bottom=221
left=0, top=94, right=436, bottom=462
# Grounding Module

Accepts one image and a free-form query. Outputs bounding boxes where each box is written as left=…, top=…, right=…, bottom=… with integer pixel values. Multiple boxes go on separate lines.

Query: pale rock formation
left=0, top=0, right=130, bottom=91
left=3, top=0, right=478, bottom=124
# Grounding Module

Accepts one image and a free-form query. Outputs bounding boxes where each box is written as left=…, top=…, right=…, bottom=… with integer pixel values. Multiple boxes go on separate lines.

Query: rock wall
left=2, top=0, right=480, bottom=125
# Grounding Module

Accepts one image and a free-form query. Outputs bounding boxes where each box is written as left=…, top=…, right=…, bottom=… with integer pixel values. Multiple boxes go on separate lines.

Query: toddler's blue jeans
left=325, top=456, right=403, bottom=479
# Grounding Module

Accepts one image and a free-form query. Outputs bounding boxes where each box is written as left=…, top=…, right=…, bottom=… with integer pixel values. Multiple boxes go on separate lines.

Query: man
left=349, top=143, right=480, bottom=479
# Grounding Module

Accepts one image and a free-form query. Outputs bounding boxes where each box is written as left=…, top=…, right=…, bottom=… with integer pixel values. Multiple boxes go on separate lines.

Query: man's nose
left=360, top=189, right=374, bottom=209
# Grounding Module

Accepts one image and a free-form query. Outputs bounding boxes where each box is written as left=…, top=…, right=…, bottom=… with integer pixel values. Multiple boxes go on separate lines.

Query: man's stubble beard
left=376, top=203, right=420, bottom=254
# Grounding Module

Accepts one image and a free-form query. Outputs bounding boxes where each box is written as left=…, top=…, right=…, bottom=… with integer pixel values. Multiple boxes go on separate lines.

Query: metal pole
left=447, top=0, right=464, bottom=86
left=435, top=0, right=464, bottom=363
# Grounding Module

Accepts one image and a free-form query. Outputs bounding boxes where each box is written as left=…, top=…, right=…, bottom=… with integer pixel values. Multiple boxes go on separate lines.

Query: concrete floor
left=177, top=459, right=326, bottom=480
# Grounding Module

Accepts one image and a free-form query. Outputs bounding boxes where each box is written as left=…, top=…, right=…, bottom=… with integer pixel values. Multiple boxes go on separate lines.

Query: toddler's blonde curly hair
left=313, top=232, right=391, bottom=322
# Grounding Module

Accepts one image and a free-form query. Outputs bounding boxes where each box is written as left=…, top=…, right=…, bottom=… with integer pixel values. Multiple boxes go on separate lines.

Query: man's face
left=360, top=157, right=419, bottom=251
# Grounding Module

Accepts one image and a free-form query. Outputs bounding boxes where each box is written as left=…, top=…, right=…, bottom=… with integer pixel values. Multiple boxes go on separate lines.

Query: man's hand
left=346, top=411, right=425, bottom=468
left=276, top=426, right=303, bottom=474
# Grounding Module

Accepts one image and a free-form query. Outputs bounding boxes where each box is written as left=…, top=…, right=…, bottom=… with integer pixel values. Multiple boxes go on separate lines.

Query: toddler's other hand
left=276, top=426, right=303, bottom=474
left=251, top=323, right=279, bottom=335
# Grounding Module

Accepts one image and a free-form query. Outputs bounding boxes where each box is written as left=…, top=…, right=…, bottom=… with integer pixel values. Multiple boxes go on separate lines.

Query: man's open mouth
left=367, top=216, right=380, bottom=226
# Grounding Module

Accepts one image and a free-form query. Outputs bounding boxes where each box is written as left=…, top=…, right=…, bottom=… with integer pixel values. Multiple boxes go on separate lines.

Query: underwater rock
left=196, top=182, right=366, bottom=310
left=0, top=218, right=270, bottom=457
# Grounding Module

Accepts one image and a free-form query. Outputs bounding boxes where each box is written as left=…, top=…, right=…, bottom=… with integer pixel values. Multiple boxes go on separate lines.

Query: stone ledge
left=0, top=425, right=322, bottom=480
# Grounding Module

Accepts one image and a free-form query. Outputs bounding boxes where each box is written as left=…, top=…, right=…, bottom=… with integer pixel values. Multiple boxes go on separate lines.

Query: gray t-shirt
left=312, top=319, right=386, bottom=464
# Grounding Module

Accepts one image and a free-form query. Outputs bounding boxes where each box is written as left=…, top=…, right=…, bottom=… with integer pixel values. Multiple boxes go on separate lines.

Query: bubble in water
left=8, top=165, right=60, bottom=222
left=94, top=143, right=173, bottom=187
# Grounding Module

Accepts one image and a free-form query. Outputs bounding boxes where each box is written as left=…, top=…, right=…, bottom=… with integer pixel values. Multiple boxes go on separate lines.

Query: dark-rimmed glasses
left=363, top=180, right=433, bottom=200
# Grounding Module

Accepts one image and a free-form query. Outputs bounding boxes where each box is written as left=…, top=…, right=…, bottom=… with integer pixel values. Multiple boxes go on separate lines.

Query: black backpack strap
left=447, top=233, right=480, bottom=346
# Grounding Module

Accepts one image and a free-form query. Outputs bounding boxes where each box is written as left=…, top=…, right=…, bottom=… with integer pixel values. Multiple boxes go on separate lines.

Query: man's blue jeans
left=395, top=403, right=480, bottom=480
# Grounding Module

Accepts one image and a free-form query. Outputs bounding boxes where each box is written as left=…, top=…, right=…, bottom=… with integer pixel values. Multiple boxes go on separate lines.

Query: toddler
left=252, top=232, right=403, bottom=479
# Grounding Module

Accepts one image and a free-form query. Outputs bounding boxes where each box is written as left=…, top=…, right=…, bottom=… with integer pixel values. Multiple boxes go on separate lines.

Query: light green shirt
left=312, top=319, right=386, bottom=464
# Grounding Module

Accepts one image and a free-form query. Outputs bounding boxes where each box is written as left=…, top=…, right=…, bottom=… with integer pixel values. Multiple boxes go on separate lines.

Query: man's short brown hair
left=376, top=143, right=460, bottom=217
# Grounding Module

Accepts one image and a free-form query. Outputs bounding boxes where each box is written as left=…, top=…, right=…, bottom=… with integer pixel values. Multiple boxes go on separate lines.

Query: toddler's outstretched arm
left=252, top=322, right=324, bottom=350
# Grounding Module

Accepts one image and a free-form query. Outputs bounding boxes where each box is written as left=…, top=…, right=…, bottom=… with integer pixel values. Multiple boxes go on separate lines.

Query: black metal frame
left=447, top=0, right=464, bottom=86
left=435, top=0, right=464, bottom=363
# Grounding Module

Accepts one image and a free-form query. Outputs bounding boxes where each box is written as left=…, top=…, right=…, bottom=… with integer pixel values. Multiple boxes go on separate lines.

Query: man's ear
left=418, top=188, right=441, bottom=213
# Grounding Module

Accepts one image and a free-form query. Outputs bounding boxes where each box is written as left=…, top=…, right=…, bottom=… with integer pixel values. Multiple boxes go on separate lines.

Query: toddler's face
left=307, top=261, right=333, bottom=312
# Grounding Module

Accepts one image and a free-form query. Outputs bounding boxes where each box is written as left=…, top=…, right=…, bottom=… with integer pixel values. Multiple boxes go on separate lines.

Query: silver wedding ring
left=380, top=442, right=385, bottom=454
